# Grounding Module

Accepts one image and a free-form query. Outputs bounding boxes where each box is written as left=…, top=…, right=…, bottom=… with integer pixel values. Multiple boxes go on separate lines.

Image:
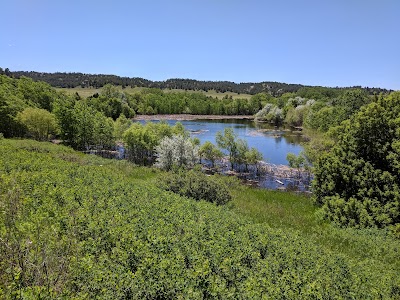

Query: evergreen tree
left=313, top=91, right=400, bottom=228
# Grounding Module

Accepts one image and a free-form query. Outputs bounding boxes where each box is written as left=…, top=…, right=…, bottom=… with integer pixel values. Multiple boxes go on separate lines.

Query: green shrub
left=313, top=91, right=400, bottom=228
left=162, top=168, right=232, bottom=205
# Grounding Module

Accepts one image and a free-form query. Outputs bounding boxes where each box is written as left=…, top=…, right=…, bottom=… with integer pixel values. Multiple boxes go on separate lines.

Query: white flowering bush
left=155, top=135, right=199, bottom=170
left=254, top=103, right=283, bottom=124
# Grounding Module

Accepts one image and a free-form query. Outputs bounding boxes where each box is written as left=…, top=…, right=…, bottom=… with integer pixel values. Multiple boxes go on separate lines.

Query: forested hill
left=2, top=68, right=391, bottom=96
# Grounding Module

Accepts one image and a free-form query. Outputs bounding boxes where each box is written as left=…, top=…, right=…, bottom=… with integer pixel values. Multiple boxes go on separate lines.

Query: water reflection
left=138, top=119, right=305, bottom=166
left=135, top=118, right=311, bottom=191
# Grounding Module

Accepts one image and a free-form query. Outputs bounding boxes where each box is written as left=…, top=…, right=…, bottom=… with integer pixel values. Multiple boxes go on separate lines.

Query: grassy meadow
left=231, top=186, right=400, bottom=269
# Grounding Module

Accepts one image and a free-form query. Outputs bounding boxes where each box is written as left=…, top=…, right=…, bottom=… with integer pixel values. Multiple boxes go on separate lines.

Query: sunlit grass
left=230, top=184, right=400, bottom=270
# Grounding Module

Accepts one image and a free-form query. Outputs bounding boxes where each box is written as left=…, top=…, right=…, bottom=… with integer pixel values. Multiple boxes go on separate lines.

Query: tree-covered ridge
left=3, top=68, right=392, bottom=96
left=1, top=139, right=399, bottom=299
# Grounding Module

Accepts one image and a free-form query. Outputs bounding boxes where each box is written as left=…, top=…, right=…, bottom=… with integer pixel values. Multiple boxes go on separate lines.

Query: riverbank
left=134, top=114, right=254, bottom=121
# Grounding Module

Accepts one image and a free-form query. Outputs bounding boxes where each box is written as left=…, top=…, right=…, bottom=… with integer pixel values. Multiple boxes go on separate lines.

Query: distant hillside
left=3, top=68, right=392, bottom=96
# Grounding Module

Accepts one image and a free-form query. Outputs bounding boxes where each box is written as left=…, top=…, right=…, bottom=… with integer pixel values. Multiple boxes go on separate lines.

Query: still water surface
left=139, top=119, right=305, bottom=166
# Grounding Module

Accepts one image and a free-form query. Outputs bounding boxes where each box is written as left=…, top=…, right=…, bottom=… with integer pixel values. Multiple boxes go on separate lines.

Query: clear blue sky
left=1, top=0, right=399, bottom=89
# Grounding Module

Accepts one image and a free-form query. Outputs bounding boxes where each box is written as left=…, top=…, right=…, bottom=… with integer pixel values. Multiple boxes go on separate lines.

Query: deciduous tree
left=216, top=128, right=238, bottom=170
left=199, top=141, right=223, bottom=168
left=17, top=107, right=58, bottom=141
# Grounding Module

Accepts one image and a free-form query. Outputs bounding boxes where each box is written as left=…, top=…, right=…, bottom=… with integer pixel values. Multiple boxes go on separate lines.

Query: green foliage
left=215, top=129, right=263, bottom=172
left=16, top=107, right=58, bottom=141
left=88, top=84, right=135, bottom=119
left=113, top=113, right=132, bottom=141
left=52, top=95, right=77, bottom=143
left=191, top=136, right=200, bottom=146
left=93, top=112, right=115, bottom=149
left=333, top=88, right=371, bottom=118
left=162, top=168, right=232, bottom=205
left=0, top=82, right=26, bottom=137
left=252, top=87, right=375, bottom=134
left=286, top=152, right=305, bottom=169
left=199, top=141, right=223, bottom=167
left=244, top=147, right=263, bottom=173
left=131, top=89, right=256, bottom=116
left=284, top=100, right=314, bottom=127
left=245, top=147, right=263, bottom=165
left=249, top=93, right=275, bottom=113
left=0, top=139, right=399, bottom=298
left=305, top=105, right=346, bottom=132
left=16, top=76, right=58, bottom=111
left=286, top=152, right=310, bottom=178
left=254, top=103, right=283, bottom=124
left=0, top=75, right=61, bottom=137
left=284, top=105, right=309, bottom=127
left=53, top=99, right=115, bottom=150
left=233, top=138, right=249, bottom=166
left=302, top=89, right=370, bottom=133
left=216, top=128, right=237, bottom=169
left=302, top=129, right=335, bottom=163
left=123, top=121, right=185, bottom=165
left=71, top=101, right=98, bottom=150
left=313, top=91, right=400, bottom=228
left=13, top=70, right=391, bottom=97
left=296, top=86, right=342, bottom=101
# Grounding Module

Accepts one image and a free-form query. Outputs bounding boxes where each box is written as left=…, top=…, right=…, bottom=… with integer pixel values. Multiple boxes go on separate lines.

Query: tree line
left=2, top=67, right=392, bottom=96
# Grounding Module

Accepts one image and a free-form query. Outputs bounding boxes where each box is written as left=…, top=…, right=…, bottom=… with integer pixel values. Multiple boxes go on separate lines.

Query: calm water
left=139, top=119, right=305, bottom=166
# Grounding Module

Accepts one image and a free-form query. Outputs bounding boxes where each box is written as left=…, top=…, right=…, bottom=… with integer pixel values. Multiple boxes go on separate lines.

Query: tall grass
left=231, top=185, right=400, bottom=270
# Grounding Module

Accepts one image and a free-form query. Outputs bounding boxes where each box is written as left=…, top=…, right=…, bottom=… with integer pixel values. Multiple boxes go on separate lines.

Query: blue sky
left=1, top=0, right=399, bottom=89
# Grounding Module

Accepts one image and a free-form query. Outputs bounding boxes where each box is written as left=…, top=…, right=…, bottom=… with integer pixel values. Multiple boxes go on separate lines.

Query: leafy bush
left=154, top=135, right=199, bottom=170
left=162, top=168, right=232, bottom=205
left=16, top=107, right=58, bottom=141
left=313, top=91, right=400, bottom=228
left=123, top=121, right=186, bottom=165
left=254, top=103, right=283, bottom=124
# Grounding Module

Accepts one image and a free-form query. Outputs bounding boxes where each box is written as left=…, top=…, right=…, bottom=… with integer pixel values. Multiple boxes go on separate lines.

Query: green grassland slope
left=1, top=139, right=399, bottom=299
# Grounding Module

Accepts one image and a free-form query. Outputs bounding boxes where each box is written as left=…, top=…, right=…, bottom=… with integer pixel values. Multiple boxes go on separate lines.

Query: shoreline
left=133, top=114, right=254, bottom=121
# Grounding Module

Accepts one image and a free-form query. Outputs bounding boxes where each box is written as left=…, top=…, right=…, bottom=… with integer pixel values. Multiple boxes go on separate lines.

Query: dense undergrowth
left=1, top=139, right=400, bottom=299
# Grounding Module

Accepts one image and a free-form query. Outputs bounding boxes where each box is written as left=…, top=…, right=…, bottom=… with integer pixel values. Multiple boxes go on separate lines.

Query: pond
left=139, top=118, right=305, bottom=166
left=136, top=118, right=312, bottom=191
